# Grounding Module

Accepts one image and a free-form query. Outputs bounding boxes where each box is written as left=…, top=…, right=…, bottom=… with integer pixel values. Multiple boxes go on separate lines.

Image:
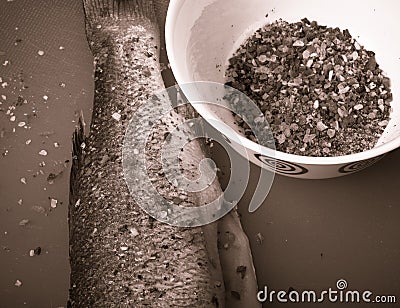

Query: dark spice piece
left=231, top=290, right=241, bottom=300
left=34, top=247, right=42, bottom=255
left=225, top=19, right=393, bottom=156
left=236, top=265, right=247, bottom=279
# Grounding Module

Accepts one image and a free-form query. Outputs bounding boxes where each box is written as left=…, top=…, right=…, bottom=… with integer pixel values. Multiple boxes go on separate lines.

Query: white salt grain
left=316, top=121, right=328, bottom=131
left=50, top=198, right=58, bottom=208
left=293, top=40, right=305, bottom=47
left=14, top=280, right=22, bottom=287
left=353, top=104, right=364, bottom=110
left=111, top=112, right=121, bottom=121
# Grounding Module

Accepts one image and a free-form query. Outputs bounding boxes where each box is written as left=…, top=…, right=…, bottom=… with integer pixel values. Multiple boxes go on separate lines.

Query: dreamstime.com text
left=257, top=279, right=397, bottom=304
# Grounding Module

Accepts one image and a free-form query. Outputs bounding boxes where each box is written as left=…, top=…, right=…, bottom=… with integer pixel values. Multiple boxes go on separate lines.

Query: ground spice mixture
left=225, top=18, right=393, bottom=156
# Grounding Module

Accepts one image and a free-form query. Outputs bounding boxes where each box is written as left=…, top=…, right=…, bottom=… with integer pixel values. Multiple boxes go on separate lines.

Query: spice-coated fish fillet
left=69, top=0, right=260, bottom=307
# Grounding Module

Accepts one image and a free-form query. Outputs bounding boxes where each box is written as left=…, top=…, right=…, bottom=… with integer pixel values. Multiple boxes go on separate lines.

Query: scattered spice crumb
left=29, top=247, right=42, bottom=256
left=47, top=171, right=63, bottom=183
left=37, top=50, right=45, bottom=56
left=129, top=227, right=139, bottom=237
left=50, top=198, right=58, bottom=208
left=14, top=280, right=22, bottom=287
left=112, top=112, right=121, bottom=121
left=18, top=219, right=29, bottom=226
left=236, top=265, right=247, bottom=279
left=34, top=247, right=42, bottom=255
left=256, top=232, right=264, bottom=245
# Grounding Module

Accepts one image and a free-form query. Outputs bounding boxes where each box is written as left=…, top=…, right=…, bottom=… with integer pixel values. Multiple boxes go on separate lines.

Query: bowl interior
left=167, top=0, right=400, bottom=162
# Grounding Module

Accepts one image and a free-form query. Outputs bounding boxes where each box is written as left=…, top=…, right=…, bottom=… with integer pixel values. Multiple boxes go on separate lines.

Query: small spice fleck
left=50, top=198, right=58, bottom=208
left=256, top=232, right=264, bottom=245
left=353, top=104, right=363, bottom=111
left=293, top=40, right=305, bottom=47
left=112, top=112, right=121, bottom=121
left=19, top=219, right=29, bottom=226
left=316, top=121, right=328, bottom=131
left=14, top=280, right=22, bottom=287
left=327, top=129, right=336, bottom=138
left=378, top=120, right=389, bottom=127
left=34, top=247, right=42, bottom=255
left=258, top=55, right=268, bottom=63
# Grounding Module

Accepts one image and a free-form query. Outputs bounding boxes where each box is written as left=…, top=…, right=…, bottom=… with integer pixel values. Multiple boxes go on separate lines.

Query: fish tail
left=152, top=0, right=169, bottom=44
left=82, top=0, right=156, bottom=23
left=82, top=0, right=159, bottom=54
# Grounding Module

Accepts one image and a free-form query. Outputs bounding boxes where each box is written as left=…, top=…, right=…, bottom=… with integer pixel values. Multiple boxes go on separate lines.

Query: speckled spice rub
left=226, top=19, right=393, bottom=156
left=69, top=1, right=259, bottom=307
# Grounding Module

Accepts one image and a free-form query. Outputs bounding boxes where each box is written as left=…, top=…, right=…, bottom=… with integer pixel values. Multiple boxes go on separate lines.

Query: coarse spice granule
left=225, top=18, right=393, bottom=156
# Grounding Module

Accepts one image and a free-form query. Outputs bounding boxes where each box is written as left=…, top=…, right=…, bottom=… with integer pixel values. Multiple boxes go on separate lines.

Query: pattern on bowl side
left=254, top=153, right=385, bottom=177
left=255, top=154, right=308, bottom=175
left=338, top=155, right=385, bottom=174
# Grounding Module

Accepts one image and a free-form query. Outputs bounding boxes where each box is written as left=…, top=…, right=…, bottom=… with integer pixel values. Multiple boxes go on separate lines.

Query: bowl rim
left=165, top=0, right=400, bottom=166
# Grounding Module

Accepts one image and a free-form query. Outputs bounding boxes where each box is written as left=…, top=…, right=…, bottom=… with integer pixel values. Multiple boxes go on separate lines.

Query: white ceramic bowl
left=166, top=0, right=400, bottom=178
